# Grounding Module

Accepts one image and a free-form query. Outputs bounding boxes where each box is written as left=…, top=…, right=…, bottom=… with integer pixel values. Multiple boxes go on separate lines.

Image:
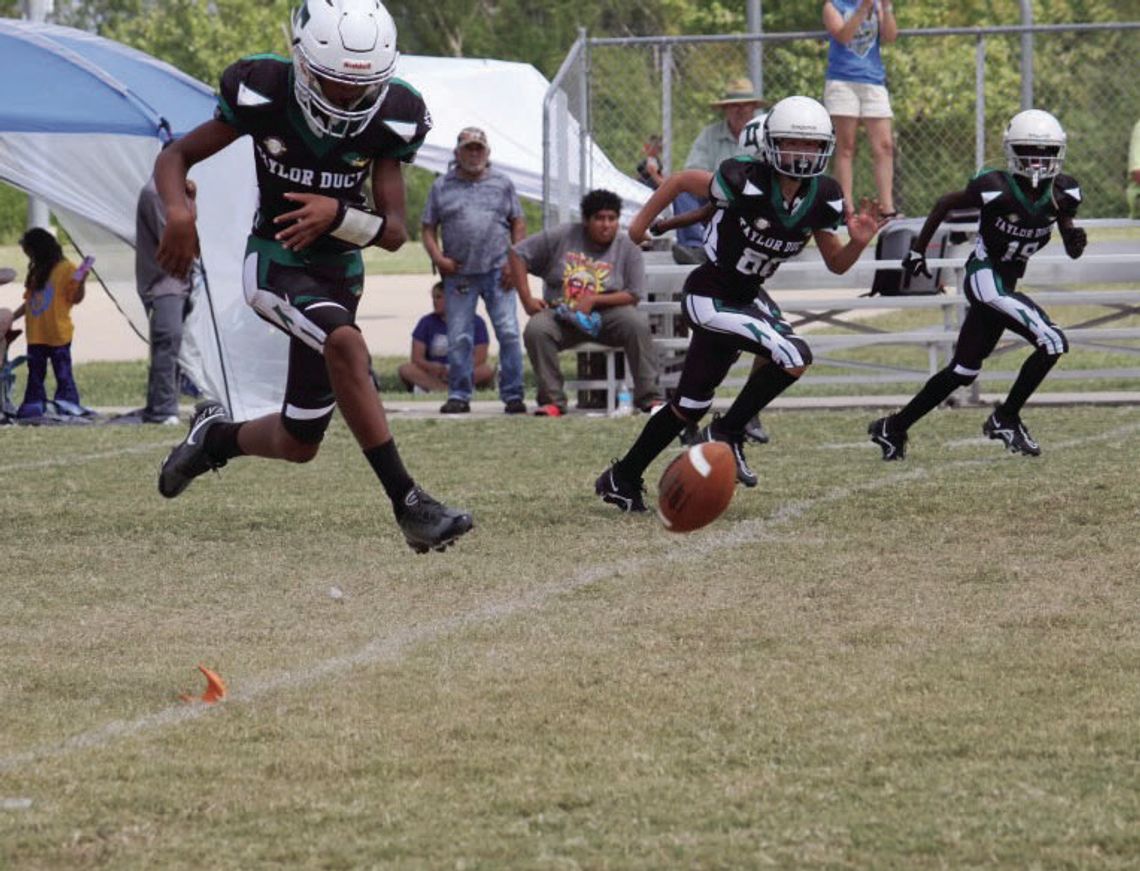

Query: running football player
left=869, top=109, right=1085, bottom=460
left=596, top=96, right=885, bottom=511
left=154, top=0, right=473, bottom=552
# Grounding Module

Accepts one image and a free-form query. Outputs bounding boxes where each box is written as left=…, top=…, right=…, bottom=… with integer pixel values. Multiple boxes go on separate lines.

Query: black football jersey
left=700, top=156, right=845, bottom=304
left=215, top=55, right=432, bottom=255
left=963, top=169, right=1082, bottom=280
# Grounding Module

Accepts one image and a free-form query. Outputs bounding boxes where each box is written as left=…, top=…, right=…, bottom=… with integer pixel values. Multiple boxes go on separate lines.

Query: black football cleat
left=397, top=486, right=474, bottom=553
left=158, top=400, right=230, bottom=498
left=696, top=415, right=758, bottom=487
left=983, top=409, right=1041, bottom=456
left=678, top=422, right=700, bottom=447
left=743, top=414, right=770, bottom=445
left=868, top=416, right=908, bottom=461
left=595, top=464, right=648, bottom=513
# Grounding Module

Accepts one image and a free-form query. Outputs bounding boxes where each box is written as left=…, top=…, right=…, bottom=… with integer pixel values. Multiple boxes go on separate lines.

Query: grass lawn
left=2, top=405, right=1139, bottom=868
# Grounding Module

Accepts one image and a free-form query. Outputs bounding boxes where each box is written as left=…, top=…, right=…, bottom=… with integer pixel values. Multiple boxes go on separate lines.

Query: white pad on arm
left=329, top=203, right=386, bottom=249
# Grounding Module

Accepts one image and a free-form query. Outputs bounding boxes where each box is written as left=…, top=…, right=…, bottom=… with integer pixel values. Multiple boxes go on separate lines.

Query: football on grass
left=657, top=442, right=736, bottom=533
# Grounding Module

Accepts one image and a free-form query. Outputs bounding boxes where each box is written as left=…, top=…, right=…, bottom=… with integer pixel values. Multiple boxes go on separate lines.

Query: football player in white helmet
left=291, top=0, right=399, bottom=138
left=1003, top=108, right=1067, bottom=188
left=152, top=0, right=474, bottom=553
left=869, top=108, right=1085, bottom=461
left=762, top=95, right=836, bottom=177
left=595, top=95, right=885, bottom=510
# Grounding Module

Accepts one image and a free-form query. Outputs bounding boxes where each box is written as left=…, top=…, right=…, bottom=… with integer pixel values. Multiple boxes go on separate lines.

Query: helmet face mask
left=291, top=0, right=398, bottom=138
left=762, top=96, right=835, bottom=178
left=1003, top=109, right=1066, bottom=186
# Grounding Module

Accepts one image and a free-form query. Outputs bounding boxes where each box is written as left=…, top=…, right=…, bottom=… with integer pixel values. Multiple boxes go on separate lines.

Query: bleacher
left=565, top=220, right=1140, bottom=410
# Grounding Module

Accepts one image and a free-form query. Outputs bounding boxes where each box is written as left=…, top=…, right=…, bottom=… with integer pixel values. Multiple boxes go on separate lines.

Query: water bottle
left=614, top=384, right=634, bottom=418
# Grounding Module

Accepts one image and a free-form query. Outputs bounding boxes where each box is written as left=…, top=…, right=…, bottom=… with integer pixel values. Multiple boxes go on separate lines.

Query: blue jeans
left=673, top=190, right=708, bottom=247
left=444, top=269, right=524, bottom=403
left=19, top=343, right=80, bottom=417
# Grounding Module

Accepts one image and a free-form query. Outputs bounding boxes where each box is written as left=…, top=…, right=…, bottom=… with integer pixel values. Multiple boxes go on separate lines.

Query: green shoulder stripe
left=242, top=52, right=290, bottom=64
left=391, top=76, right=421, bottom=98
left=712, top=169, right=734, bottom=204
left=216, top=95, right=235, bottom=124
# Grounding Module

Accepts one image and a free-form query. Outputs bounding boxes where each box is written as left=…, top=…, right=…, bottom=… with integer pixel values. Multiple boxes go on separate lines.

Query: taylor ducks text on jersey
left=215, top=55, right=431, bottom=255
left=705, top=156, right=845, bottom=302
left=965, top=168, right=1082, bottom=281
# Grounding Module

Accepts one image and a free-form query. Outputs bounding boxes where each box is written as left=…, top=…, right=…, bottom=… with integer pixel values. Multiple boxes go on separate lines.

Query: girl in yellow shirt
left=9, top=228, right=88, bottom=418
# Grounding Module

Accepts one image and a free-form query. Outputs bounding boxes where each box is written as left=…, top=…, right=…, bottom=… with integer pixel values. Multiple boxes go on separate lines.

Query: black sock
left=1002, top=350, right=1057, bottom=417
left=718, top=366, right=798, bottom=433
left=364, top=439, right=416, bottom=514
left=203, top=422, right=245, bottom=463
left=892, top=368, right=962, bottom=432
left=615, top=406, right=686, bottom=481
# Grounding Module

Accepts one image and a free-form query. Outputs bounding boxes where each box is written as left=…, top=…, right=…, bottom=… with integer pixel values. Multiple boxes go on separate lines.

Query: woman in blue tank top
left=822, top=0, right=899, bottom=217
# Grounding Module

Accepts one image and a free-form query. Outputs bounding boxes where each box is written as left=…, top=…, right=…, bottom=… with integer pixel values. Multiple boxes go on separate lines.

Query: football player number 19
left=735, top=248, right=777, bottom=278
left=1001, top=240, right=1041, bottom=263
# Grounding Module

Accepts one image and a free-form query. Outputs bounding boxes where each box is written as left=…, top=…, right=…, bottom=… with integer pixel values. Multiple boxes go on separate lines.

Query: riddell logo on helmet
left=343, top=60, right=372, bottom=70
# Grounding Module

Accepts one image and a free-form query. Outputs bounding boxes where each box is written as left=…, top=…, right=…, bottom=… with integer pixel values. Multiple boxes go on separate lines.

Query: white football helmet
left=1003, top=109, right=1066, bottom=185
left=292, top=0, right=399, bottom=138
left=737, top=113, right=767, bottom=158
left=763, top=96, right=835, bottom=178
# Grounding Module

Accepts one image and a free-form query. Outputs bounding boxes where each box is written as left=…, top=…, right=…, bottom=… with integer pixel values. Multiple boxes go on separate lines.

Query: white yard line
left=4, top=422, right=1139, bottom=774
left=0, top=443, right=166, bottom=473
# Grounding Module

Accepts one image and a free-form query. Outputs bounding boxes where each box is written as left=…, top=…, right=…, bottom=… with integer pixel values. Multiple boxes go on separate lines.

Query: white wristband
left=329, top=202, right=386, bottom=249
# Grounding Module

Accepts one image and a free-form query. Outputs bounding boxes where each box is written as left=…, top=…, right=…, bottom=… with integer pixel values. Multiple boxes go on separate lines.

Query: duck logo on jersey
left=1007, top=213, right=1021, bottom=224
left=342, top=151, right=371, bottom=169
left=752, top=217, right=770, bottom=231
left=263, top=137, right=287, bottom=158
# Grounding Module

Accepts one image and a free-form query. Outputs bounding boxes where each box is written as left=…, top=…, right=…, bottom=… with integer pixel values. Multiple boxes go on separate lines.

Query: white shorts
left=823, top=79, right=893, bottom=119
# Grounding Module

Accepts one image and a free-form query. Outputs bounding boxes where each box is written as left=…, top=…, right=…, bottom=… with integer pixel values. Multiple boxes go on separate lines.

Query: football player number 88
left=735, top=248, right=778, bottom=278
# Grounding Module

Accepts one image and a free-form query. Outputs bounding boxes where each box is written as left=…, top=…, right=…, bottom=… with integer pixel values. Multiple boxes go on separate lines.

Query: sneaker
left=503, top=399, right=527, bottom=415
left=158, top=400, right=230, bottom=498
left=678, top=422, right=700, bottom=447
left=51, top=399, right=97, bottom=418
left=595, top=464, right=647, bottom=513
left=143, top=413, right=181, bottom=426
left=743, top=414, right=770, bottom=445
left=397, top=486, right=474, bottom=553
left=533, top=403, right=565, bottom=417
left=440, top=398, right=470, bottom=414
left=696, top=415, right=758, bottom=488
left=983, top=409, right=1041, bottom=456
left=868, top=416, right=908, bottom=461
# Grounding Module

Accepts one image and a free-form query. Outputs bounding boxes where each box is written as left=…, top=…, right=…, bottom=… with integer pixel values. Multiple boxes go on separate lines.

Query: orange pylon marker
left=178, top=665, right=228, bottom=704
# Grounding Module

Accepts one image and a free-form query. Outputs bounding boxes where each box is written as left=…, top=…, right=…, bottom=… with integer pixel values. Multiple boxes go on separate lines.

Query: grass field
left=3, top=404, right=1139, bottom=868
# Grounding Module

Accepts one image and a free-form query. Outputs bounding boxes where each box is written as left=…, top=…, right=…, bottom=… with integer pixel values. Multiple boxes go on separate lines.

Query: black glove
left=902, top=247, right=932, bottom=279
left=1062, top=226, right=1087, bottom=259
left=649, top=220, right=667, bottom=237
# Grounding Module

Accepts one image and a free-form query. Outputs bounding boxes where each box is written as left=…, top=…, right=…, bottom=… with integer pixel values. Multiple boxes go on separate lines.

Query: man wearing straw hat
left=671, top=76, right=769, bottom=265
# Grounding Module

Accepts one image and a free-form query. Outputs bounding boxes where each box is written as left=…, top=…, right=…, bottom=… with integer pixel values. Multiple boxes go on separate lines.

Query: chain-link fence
left=545, top=22, right=1140, bottom=225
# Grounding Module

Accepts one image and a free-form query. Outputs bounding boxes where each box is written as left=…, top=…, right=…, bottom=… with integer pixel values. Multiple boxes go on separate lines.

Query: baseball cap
left=456, top=127, right=488, bottom=148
